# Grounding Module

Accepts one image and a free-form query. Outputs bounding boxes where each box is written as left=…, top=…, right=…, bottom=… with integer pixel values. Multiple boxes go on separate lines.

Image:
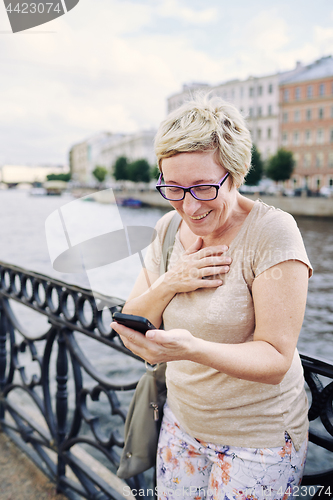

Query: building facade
left=69, top=130, right=156, bottom=185
left=100, top=129, right=156, bottom=175
left=167, top=63, right=304, bottom=161
left=279, top=56, right=333, bottom=191
left=69, top=132, right=114, bottom=185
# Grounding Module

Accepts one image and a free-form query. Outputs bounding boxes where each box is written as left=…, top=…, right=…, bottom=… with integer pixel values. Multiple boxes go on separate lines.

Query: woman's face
left=161, top=150, right=238, bottom=238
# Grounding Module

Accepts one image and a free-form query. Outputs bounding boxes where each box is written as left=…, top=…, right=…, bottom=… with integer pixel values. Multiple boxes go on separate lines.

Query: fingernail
left=146, top=331, right=155, bottom=339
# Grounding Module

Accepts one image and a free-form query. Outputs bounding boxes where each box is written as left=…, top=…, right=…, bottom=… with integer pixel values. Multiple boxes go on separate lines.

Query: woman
left=111, top=95, right=312, bottom=500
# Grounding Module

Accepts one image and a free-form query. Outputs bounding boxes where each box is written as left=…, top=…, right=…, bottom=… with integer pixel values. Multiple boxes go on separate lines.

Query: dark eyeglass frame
left=156, top=172, right=229, bottom=201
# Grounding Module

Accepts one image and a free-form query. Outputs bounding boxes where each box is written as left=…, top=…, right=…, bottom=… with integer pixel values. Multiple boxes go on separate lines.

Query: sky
left=1, top=0, right=333, bottom=166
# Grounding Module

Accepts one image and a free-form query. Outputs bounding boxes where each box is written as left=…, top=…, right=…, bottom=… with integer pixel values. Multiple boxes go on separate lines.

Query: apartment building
left=100, top=129, right=156, bottom=175
left=167, top=63, right=304, bottom=161
left=279, top=56, right=333, bottom=191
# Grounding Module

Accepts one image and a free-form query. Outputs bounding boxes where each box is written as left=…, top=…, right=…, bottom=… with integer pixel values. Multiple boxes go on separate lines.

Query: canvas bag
left=117, top=211, right=182, bottom=479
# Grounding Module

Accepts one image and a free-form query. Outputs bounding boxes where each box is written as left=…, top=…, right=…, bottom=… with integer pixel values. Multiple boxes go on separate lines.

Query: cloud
left=156, top=0, right=218, bottom=25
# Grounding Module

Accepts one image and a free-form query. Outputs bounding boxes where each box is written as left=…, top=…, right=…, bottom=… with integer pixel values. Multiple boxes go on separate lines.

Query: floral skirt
left=156, top=402, right=308, bottom=500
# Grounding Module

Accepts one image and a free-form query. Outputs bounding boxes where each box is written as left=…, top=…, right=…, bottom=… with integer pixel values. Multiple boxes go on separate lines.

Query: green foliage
left=113, top=156, right=129, bottom=181
left=245, top=145, right=263, bottom=186
left=150, top=164, right=160, bottom=180
left=128, top=159, right=151, bottom=183
left=266, top=149, right=295, bottom=182
left=46, top=173, right=71, bottom=182
left=92, top=165, right=108, bottom=183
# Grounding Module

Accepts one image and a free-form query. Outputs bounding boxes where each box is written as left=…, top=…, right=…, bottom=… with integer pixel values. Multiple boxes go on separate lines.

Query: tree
left=128, top=159, right=151, bottom=183
left=113, top=156, right=129, bottom=181
left=92, top=166, right=108, bottom=184
left=266, top=149, right=295, bottom=182
left=245, top=145, right=263, bottom=185
left=150, top=164, right=160, bottom=180
left=46, top=173, right=71, bottom=182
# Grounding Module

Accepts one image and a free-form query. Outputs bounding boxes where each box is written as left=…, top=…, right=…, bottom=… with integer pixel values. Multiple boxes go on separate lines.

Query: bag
left=117, top=211, right=182, bottom=479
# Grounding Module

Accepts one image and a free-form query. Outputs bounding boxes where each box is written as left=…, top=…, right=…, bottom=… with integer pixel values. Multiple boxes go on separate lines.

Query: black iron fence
left=0, top=261, right=332, bottom=500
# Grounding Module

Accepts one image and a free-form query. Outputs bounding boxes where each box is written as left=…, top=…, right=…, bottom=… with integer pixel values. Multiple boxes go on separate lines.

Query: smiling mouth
left=189, top=210, right=212, bottom=220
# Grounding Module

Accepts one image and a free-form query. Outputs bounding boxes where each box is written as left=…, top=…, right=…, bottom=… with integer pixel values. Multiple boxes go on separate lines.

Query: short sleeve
left=144, top=210, right=176, bottom=275
left=252, top=210, right=313, bottom=278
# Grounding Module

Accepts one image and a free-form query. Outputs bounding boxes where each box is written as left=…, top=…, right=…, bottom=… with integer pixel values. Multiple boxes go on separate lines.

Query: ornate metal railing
left=0, top=261, right=332, bottom=500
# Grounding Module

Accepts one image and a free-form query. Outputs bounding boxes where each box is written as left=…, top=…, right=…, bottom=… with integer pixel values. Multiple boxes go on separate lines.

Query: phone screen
left=112, top=312, right=156, bottom=334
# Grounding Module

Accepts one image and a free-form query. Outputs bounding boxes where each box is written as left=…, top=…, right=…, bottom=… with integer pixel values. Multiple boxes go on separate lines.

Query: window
left=267, top=128, right=272, bottom=139
left=249, top=87, right=254, bottom=97
left=258, top=85, right=263, bottom=96
left=240, top=87, right=244, bottom=98
left=306, top=109, right=312, bottom=120
left=317, top=129, right=324, bottom=144
left=316, top=153, right=323, bottom=168
left=331, top=106, right=333, bottom=118
left=268, top=104, right=272, bottom=115
left=294, top=154, right=300, bottom=167
left=319, top=83, right=325, bottom=96
left=304, top=153, right=312, bottom=168
left=294, top=110, right=300, bottom=122
left=283, top=89, right=289, bottom=101
left=329, top=152, right=333, bottom=167
left=307, top=85, right=313, bottom=98
left=257, top=129, right=262, bottom=140
left=293, top=131, right=299, bottom=146
left=318, top=107, right=324, bottom=119
left=295, top=87, right=301, bottom=100
left=268, top=83, right=273, bottom=93
left=330, top=129, right=333, bottom=143
left=249, top=107, right=254, bottom=117
left=257, top=106, right=262, bottom=117
left=282, top=132, right=288, bottom=146
left=283, top=112, right=288, bottom=123
left=305, top=130, right=312, bottom=145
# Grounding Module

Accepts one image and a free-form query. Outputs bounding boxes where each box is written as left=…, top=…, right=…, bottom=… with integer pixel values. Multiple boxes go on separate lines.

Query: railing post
left=56, top=328, right=68, bottom=483
left=0, top=300, right=7, bottom=421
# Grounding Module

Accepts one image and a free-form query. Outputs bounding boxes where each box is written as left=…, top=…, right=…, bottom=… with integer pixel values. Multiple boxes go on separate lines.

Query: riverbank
left=72, top=188, right=333, bottom=217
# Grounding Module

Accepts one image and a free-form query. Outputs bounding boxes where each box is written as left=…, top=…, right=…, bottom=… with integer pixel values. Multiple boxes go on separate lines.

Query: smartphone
left=112, top=312, right=157, bottom=334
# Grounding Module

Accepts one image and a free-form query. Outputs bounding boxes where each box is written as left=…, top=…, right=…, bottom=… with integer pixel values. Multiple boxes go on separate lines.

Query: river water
left=0, top=189, right=332, bottom=478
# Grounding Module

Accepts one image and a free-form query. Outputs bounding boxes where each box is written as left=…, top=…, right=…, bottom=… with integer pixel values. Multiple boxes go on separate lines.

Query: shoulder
left=250, top=200, right=299, bottom=237
left=154, top=209, right=179, bottom=240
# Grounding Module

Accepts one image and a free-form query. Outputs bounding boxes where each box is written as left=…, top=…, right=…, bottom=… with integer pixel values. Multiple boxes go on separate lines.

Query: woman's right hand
left=164, top=237, right=231, bottom=294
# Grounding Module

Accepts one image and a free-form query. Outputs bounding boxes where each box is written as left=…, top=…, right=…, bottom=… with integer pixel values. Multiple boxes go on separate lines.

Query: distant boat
left=119, top=198, right=143, bottom=208
left=29, top=187, right=47, bottom=196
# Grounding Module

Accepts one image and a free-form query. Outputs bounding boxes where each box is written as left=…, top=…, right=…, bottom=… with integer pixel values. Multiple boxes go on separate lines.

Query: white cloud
left=156, top=0, right=218, bottom=25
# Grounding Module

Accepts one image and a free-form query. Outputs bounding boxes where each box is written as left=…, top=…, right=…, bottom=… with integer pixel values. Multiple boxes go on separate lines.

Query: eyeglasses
left=156, top=172, right=229, bottom=201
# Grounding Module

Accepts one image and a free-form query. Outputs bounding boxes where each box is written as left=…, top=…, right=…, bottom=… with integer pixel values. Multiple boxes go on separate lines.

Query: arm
left=114, top=259, right=309, bottom=385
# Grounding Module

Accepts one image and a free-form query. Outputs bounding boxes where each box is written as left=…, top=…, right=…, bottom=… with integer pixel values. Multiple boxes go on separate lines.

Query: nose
left=181, top=191, right=202, bottom=214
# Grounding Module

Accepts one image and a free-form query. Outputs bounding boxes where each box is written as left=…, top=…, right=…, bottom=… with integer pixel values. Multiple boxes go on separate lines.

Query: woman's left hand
left=110, top=322, right=195, bottom=364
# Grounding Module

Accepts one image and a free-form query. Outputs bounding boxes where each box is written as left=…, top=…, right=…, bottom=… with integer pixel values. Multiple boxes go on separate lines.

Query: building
left=167, top=63, right=305, bottom=161
left=100, top=129, right=156, bottom=175
left=69, top=130, right=156, bottom=185
left=69, top=132, right=114, bottom=185
left=279, top=56, right=333, bottom=191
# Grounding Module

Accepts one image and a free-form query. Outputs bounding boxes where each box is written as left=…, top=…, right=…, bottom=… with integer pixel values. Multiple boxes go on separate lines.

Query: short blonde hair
left=154, top=93, right=252, bottom=188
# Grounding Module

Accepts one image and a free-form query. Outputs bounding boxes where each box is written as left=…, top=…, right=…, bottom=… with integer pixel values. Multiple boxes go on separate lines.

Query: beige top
left=144, top=200, right=312, bottom=450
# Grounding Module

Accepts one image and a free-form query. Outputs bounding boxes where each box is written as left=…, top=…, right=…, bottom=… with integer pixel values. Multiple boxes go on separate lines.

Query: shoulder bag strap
left=159, top=211, right=182, bottom=276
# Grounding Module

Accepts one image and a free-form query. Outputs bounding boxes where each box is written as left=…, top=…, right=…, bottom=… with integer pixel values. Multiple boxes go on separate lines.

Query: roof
left=280, top=56, right=333, bottom=84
